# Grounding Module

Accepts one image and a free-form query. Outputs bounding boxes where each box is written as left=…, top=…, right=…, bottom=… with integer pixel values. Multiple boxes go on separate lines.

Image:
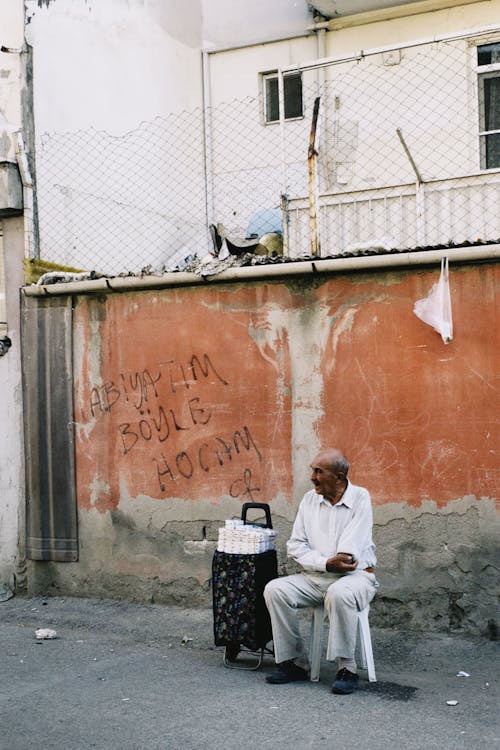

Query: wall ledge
left=22, top=243, right=500, bottom=297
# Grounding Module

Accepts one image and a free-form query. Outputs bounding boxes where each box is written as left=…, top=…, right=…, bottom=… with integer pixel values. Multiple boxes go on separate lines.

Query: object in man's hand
left=339, top=552, right=355, bottom=563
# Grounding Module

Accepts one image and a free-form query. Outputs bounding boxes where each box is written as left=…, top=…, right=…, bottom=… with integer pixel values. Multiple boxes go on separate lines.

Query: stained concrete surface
left=0, top=596, right=498, bottom=750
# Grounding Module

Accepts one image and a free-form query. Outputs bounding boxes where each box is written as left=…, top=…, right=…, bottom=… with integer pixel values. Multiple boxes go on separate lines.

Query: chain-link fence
left=35, top=113, right=208, bottom=275
left=33, top=32, right=500, bottom=276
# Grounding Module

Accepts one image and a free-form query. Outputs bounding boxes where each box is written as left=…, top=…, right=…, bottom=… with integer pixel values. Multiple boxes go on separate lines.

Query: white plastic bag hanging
left=413, top=257, right=453, bottom=344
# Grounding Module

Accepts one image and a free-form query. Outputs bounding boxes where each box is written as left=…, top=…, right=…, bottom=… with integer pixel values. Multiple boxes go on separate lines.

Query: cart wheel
left=225, top=642, right=240, bottom=662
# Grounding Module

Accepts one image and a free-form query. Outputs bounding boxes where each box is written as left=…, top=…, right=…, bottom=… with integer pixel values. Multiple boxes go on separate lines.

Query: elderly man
left=264, top=448, right=378, bottom=694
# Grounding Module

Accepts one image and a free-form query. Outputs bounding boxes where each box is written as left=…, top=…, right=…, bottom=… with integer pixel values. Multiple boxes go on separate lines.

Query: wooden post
left=308, top=97, right=321, bottom=257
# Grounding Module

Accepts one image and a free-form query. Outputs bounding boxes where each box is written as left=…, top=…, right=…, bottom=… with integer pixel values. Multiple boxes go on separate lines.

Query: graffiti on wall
left=87, top=355, right=263, bottom=491
left=75, top=266, right=499, bottom=512
left=75, top=290, right=293, bottom=510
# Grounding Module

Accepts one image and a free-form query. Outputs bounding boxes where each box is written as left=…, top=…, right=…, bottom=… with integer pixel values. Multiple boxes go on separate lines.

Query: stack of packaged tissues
left=217, top=519, right=278, bottom=554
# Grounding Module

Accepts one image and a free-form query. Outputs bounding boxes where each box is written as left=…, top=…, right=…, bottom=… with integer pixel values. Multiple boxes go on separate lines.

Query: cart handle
left=241, top=502, right=273, bottom=529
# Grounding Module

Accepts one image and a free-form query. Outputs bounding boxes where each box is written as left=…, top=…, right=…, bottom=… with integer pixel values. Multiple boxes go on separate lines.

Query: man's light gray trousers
left=264, top=570, right=378, bottom=664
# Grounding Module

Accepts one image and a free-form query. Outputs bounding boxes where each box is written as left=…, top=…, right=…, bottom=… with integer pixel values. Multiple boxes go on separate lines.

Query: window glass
left=477, top=42, right=500, bottom=66
left=284, top=74, right=303, bottom=119
left=484, top=132, right=500, bottom=168
left=265, top=77, right=280, bottom=123
left=484, top=76, right=500, bottom=130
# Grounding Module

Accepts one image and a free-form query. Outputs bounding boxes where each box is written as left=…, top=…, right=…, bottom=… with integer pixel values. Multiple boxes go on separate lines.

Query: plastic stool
left=309, top=604, right=376, bottom=682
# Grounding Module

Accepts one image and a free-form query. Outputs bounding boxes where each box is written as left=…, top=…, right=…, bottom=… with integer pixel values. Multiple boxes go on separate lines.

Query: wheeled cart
left=212, top=503, right=278, bottom=669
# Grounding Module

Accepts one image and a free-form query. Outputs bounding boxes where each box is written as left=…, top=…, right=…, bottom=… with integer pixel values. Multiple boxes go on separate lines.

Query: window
left=263, top=72, right=303, bottom=123
left=477, top=42, right=500, bottom=169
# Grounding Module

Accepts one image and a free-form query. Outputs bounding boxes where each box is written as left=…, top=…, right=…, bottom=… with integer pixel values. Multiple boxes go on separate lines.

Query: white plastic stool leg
left=309, top=604, right=376, bottom=683
left=357, top=606, right=376, bottom=682
left=309, top=606, right=325, bottom=682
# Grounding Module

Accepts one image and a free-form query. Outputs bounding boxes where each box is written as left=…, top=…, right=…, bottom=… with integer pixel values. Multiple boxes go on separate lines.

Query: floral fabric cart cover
left=212, top=549, right=278, bottom=652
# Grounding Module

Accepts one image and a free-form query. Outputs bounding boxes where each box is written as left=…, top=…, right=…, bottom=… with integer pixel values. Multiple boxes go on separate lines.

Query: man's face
left=310, top=454, right=343, bottom=501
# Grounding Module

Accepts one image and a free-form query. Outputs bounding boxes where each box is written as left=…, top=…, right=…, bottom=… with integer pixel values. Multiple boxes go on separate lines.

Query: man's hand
left=326, top=552, right=358, bottom=573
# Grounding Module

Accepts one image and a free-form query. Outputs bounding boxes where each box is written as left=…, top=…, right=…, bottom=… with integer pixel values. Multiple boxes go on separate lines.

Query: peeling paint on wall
left=315, top=268, right=499, bottom=506
left=74, top=285, right=294, bottom=511
left=73, top=265, right=499, bottom=515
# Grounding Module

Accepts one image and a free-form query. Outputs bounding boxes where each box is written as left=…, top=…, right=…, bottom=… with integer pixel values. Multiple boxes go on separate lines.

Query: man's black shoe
left=331, top=668, right=359, bottom=694
left=266, top=660, right=309, bottom=684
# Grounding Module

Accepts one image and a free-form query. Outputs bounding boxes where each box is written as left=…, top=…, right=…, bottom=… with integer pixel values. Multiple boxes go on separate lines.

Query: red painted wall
left=316, top=266, right=498, bottom=506
left=75, top=285, right=294, bottom=511
left=74, top=263, right=499, bottom=512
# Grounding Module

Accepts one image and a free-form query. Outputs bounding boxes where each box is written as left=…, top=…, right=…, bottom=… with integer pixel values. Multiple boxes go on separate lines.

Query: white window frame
left=475, top=40, right=500, bottom=170
left=261, top=71, right=304, bottom=124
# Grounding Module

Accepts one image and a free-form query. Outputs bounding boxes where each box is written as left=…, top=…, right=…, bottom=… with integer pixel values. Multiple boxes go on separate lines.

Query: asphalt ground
left=0, top=596, right=498, bottom=750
